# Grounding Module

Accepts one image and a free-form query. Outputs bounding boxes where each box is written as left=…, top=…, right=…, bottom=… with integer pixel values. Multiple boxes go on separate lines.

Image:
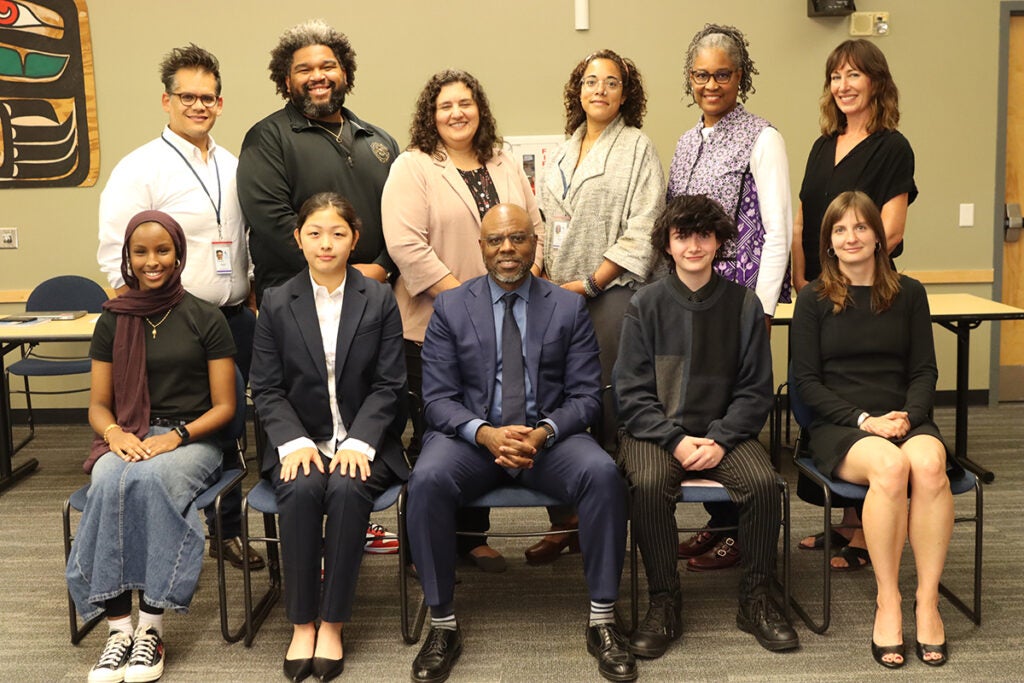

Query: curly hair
left=652, top=195, right=738, bottom=270
left=159, top=43, right=221, bottom=95
left=407, top=69, right=501, bottom=164
left=295, top=192, right=362, bottom=234
left=817, top=190, right=900, bottom=313
left=268, top=19, right=356, bottom=99
left=819, top=39, right=900, bottom=135
left=682, top=24, right=757, bottom=103
left=563, top=49, right=647, bottom=133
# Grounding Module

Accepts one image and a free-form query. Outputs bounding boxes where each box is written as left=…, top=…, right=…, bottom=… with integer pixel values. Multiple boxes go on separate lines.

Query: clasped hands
left=108, top=428, right=181, bottom=462
left=673, top=435, right=726, bottom=471
left=280, top=446, right=371, bottom=482
left=476, top=424, right=547, bottom=470
left=859, top=410, right=910, bottom=439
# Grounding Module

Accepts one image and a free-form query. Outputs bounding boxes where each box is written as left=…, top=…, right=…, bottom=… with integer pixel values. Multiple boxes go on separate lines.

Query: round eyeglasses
left=169, top=92, right=219, bottom=108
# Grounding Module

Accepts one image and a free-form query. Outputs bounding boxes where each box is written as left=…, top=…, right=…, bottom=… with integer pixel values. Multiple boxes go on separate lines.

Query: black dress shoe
left=628, top=589, right=682, bottom=658
left=283, top=657, right=313, bottom=682
left=412, top=626, right=462, bottom=683
left=211, top=536, right=266, bottom=570
left=312, top=656, right=344, bottom=681
left=586, top=623, right=638, bottom=682
left=736, top=586, right=800, bottom=652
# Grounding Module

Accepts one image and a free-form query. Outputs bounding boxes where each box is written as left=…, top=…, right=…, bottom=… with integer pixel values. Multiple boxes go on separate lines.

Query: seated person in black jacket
left=615, top=195, right=798, bottom=657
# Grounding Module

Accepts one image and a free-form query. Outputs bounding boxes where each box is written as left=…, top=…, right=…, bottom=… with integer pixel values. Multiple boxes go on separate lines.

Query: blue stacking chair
left=62, top=366, right=249, bottom=644
left=780, top=369, right=983, bottom=634
left=6, top=276, right=107, bottom=454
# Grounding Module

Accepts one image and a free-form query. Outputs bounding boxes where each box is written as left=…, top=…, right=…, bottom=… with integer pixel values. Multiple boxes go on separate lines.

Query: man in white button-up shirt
left=95, top=44, right=262, bottom=571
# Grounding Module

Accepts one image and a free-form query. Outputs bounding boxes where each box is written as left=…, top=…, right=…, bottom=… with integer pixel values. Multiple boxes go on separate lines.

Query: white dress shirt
left=276, top=274, right=376, bottom=462
left=97, top=126, right=252, bottom=306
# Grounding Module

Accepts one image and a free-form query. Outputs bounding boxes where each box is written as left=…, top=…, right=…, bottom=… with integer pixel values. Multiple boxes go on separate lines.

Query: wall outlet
left=0, top=227, right=18, bottom=249
left=959, top=203, right=975, bottom=227
left=850, top=11, right=890, bottom=36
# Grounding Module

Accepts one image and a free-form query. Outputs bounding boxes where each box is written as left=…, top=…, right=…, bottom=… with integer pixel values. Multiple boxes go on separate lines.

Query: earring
left=875, top=242, right=881, bottom=252
left=175, top=259, right=181, bottom=268
left=826, top=247, right=836, bottom=257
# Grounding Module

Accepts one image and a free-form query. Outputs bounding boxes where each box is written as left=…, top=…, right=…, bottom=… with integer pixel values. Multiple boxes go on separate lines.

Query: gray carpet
left=1, top=404, right=1021, bottom=682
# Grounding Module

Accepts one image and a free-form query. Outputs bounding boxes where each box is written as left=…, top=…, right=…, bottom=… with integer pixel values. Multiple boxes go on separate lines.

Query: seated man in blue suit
left=406, top=203, right=634, bottom=683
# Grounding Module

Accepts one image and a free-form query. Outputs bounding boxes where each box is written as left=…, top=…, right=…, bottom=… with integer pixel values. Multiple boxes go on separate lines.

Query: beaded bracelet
left=583, top=275, right=604, bottom=299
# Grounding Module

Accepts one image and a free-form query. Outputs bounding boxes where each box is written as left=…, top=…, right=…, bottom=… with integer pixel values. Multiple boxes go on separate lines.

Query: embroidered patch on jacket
left=370, top=141, right=391, bottom=164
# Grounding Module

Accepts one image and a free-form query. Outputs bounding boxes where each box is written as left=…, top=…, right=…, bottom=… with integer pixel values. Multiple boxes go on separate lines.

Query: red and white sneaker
left=364, top=522, right=399, bottom=554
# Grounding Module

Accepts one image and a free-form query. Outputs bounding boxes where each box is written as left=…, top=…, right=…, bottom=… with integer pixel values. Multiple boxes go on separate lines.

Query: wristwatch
left=173, top=424, right=190, bottom=444
left=538, top=422, right=556, bottom=449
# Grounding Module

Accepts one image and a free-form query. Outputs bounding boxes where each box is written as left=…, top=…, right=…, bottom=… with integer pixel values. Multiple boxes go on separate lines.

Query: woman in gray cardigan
left=526, top=49, right=665, bottom=565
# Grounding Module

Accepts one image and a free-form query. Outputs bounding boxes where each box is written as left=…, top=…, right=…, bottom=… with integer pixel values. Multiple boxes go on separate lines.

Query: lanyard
left=161, top=134, right=222, bottom=232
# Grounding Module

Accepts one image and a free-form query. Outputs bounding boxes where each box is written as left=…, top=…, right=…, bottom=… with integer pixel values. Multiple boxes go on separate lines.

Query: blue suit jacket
left=421, top=274, right=602, bottom=440
left=250, top=266, right=409, bottom=477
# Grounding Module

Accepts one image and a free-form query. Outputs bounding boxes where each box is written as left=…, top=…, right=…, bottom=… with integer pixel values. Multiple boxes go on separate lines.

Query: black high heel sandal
left=914, top=600, right=948, bottom=666
left=871, top=606, right=905, bottom=669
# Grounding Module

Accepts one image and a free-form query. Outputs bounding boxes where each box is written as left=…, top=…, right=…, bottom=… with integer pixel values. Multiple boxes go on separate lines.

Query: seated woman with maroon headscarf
left=66, top=210, right=236, bottom=683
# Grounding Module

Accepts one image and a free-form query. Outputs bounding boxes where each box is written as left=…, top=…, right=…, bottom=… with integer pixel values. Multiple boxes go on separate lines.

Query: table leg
left=939, top=320, right=993, bottom=483
left=0, top=347, right=39, bottom=493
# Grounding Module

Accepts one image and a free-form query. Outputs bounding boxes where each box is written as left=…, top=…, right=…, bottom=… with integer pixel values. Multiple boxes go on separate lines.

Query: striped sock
left=589, top=600, right=615, bottom=626
left=430, top=603, right=458, bottom=631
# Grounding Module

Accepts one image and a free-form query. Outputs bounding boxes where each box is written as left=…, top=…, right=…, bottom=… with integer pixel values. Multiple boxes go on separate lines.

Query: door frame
left=990, top=2, right=1024, bottom=404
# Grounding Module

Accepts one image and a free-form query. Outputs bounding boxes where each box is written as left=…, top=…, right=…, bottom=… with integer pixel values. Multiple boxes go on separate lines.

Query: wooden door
left=1001, top=16, right=1024, bottom=399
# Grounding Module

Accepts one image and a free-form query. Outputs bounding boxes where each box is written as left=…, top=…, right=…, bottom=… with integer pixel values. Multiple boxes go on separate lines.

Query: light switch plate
left=0, top=227, right=18, bottom=249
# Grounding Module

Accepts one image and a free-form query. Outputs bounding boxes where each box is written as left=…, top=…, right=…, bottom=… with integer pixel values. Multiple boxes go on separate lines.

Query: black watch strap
left=173, top=424, right=190, bottom=444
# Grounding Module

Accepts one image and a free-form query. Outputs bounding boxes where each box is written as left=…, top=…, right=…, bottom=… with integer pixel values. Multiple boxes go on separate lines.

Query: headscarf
left=85, top=211, right=187, bottom=472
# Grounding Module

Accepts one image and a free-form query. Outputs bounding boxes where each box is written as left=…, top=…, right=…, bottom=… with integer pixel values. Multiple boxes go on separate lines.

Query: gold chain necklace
left=144, top=308, right=173, bottom=339
left=311, top=120, right=343, bottom=143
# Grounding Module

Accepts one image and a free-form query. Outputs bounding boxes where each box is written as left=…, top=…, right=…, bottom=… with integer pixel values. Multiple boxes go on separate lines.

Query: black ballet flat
left=312, top=656, right=345, bottom=681
left=872, top=640, right=906, bottom=669
left=916, top=640, right=948, bottom=667
left=283, top=656, right=314, bottom=681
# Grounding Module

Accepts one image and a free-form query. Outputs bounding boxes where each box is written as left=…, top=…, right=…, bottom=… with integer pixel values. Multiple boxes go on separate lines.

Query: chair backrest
left=787, top=364, right=815, bottom=430
left=26, top=275, right=107, bottom=313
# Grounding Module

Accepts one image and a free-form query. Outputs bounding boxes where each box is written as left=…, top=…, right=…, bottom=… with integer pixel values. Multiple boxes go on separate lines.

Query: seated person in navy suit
left=250, top=192, right=408, bottom=682
left=406, top=203, right=634, bottom=683
left=615, top=195, right=799, bottom=658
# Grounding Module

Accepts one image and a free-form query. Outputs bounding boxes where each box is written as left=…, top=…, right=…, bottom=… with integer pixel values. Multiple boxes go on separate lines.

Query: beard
left=291, top=83, right=346, bottom=119
left=488, top=259, right=530, bottom=285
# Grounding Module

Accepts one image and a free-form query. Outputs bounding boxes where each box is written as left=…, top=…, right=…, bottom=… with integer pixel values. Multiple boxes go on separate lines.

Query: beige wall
left=0, top=0, right=1006, bottom=406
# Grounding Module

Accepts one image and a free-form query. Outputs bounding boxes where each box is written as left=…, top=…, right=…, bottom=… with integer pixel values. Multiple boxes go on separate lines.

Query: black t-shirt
left=90, top=292, right=236, bottom=420
left=799, top=129, right=917, bottom=280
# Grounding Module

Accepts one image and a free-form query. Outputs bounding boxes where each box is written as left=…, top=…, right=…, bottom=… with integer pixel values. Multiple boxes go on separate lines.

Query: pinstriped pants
left=618, top=434, right=780, bottom=601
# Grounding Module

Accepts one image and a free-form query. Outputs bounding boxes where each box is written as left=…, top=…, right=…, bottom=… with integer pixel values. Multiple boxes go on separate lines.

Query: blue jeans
left=66, top=427, right=222, bottom=621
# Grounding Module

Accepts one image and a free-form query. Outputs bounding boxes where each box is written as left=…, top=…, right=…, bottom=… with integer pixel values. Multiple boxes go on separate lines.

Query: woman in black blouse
left=792, top=192, right=952, bottom=668
left=792, top=39, right=916, bottom=291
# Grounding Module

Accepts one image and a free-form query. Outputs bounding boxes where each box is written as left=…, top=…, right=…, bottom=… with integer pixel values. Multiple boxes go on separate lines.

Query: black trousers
left=618, top=435, right=780, bottom=601
left=271, top=453, right=396, bottom=624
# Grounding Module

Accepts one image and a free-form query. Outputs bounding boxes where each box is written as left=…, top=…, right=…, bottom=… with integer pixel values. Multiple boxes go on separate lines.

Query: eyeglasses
left=482, top=233, right=533, bottom=248
left=580, top=76, right=622, bottom=92
left=169, top=92, right=219, bottom=108
left=689, top=70, right=735, bottom=85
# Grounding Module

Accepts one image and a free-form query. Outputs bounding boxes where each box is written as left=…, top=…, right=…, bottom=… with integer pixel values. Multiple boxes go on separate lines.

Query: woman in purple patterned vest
left=665, top=23, right=792, bottom=575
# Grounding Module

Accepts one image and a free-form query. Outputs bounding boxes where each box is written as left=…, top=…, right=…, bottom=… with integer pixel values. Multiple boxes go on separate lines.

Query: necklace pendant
left=152, top=328, right=157, bottom=339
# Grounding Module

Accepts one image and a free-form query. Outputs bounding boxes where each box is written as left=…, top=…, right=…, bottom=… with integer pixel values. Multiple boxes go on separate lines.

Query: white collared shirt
left=97, top=126, right=252, bottom=306
left=276, top=274, right=376, bottom=462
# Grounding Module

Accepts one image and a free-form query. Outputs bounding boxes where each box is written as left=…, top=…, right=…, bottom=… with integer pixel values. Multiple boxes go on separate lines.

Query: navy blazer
left=250, top=266, right=409, bottom=477
left=421, top=274, right=602, bottom=440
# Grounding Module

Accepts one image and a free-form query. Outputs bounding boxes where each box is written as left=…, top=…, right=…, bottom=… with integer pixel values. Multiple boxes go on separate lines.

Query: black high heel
left=283, top=657, right=314, bottom=681
left=914, top=600, right=948, bottom=666
left=871, top=605, right=905, bottom=669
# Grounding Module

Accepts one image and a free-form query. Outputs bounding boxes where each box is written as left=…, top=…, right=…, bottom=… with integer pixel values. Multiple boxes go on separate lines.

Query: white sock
left=137, top=611, right=163, bottom=637
left=108, top=615, right=133, bottom=637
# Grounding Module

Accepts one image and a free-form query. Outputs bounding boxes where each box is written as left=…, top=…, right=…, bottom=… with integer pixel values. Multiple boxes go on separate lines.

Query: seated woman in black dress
left=791, top=191, right=952, bottom=669
left=250, top=193, right=408, bottom=682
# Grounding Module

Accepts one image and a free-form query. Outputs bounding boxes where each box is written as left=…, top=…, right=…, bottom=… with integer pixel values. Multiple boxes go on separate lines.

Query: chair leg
left=398, top=485, right=427, bottom=644
left=242, top=505, right=281, bottom=647
left=63, top=497, right=102, bottom=644
left=938, top=480, right=983, bottom=625
left=787, top=483, right=833, bottom=634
